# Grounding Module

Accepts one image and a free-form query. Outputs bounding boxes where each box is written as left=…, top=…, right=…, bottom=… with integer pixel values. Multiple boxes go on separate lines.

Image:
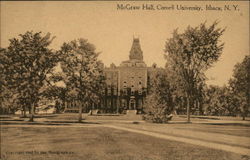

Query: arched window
left=138, top=90, right=142, bottom=95
left=123, top=81, right=127, bottom=88
left=123, top=88, right=127, bottom=95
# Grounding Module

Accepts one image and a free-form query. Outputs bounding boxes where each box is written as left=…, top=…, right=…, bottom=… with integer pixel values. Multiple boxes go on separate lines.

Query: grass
left=2, top=113, right=250, bottom=137
left=1, top=126, right=245, bottom=160
left=2, top=113, right=249, bottom=121
left=44, top=114, right=250, bottom=137
left=177, top=115, right=250, bottom=120
left=186, top=124, right=250, bottom=137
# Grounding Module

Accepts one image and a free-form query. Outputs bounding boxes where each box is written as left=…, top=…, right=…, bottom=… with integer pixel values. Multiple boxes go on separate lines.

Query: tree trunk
left=199, top=102, right=203, bottom=115
left=63, top=101, right=67, bottom=113
left=29, top=103, right=35, bottom=122
left=78, top=102, right=83, bottom=123
left=24, top=107, right=27, bottom=117
left=22, top=106, right=27, bottom=118
left=117, top=98, right=120, bottom=114
left=242, top=108, right=246, bottom=120
left=242, top=116, right=245, bottom=120
left=186, top=93, right=191, bottom=123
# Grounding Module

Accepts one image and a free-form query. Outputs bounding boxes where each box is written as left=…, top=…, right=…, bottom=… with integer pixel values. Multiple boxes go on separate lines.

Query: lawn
left=115, top=122, right=250, bottom=138
left=178, top=124, right=250, bottom=137
left=32, top=113, right=250, bottom=137
left=1, top=125, right=245, bottom=160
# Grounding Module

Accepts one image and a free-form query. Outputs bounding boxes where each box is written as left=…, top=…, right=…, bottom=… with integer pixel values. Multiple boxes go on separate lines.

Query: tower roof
left=129, top=38, right=143, bottom=60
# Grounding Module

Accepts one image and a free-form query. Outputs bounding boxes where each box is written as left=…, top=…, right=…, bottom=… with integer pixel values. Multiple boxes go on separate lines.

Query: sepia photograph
left=0, top=1, right=249, bottom=160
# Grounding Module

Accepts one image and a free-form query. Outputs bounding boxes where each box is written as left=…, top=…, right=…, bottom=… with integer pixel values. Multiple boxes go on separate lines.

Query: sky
left=1, top=1, right=249, bottom=86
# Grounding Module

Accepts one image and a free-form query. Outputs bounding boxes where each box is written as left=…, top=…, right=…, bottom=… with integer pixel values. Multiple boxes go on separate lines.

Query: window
left=123, top=82, right=127, bottom=88
left=131, top=85, right=135, bottom=95
left=107, top=88, right=111, bottom=96
left=138, top=89, right=142, bottom=95
left=113, top=87, right=117, bottom=95
left=123, top=89, right=127, bottom=95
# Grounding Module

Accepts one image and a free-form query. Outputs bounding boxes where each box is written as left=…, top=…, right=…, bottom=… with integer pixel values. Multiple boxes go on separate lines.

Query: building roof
left=129, top=38, right=143, bottom=61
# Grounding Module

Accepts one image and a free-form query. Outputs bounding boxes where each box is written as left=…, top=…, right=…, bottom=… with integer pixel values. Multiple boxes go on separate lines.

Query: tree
left=1, top=31, right=59, bottom=121
left=164, top=21, right=225, bottom=122
left=0, top=48, right=14, bottom=114
left=229, top=55, right=250, bottom=120
left=0, top=86, right=19, bottom=114
left=60, top=39, right=105, bottom=122
left=42, top=85, right=67, bottom=113
left=143, top=68, right=174, bottom=123
left=203, top=85, right=240, bottom=116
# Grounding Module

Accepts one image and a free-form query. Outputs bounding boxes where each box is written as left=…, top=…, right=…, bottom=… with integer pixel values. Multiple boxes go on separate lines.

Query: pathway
left=104, top=124, right=250, bottom=156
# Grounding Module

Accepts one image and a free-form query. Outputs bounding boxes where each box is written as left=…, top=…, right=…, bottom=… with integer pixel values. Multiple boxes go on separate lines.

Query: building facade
left=102, top=38, right=154, bottom=114
left=64, top=38, right=157, bottom=114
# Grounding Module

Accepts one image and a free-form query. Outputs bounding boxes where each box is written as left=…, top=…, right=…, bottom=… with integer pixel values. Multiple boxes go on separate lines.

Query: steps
left=126, top=110, right=137, bottom=115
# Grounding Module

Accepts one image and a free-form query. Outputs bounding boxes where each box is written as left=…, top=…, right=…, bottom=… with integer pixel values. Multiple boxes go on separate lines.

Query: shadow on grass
left=203, top=123, right=250, bottom=127
left=43, top=121, right=99, bottom=124
left=32, top=115, right=58, bottom=118
left=0, top=116, right=13, bottom=119
left=166, top=121, right=193, bottom=124
left=0, top=119, right=24, bottom=121
left=89, top=114, right=121, bottom=116
left=0, top=121, right=100, bottom=126
left=178, top=115, right=220, bottom=120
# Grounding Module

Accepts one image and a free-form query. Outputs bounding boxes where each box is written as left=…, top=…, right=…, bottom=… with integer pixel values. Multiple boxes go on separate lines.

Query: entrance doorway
left=129, top=99, right=136, bottom=110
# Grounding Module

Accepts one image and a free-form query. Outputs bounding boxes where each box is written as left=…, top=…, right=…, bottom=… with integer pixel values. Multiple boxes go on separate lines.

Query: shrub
left=143, top=94, right=173, bottom=123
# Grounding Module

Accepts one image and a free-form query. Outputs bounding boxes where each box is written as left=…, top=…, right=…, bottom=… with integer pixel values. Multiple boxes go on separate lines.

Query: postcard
left=1, top=1, right=249, bottom=160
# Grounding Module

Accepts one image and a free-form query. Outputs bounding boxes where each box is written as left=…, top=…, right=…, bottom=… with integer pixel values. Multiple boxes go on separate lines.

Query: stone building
left=102, top=38, right=155, bottom=114
left=64, top=38, right=158, bottom=114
